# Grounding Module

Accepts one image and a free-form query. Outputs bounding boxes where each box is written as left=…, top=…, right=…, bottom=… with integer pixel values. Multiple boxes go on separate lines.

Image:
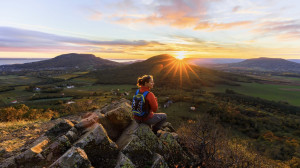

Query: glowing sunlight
left=175, top=51, right=186, bottom=60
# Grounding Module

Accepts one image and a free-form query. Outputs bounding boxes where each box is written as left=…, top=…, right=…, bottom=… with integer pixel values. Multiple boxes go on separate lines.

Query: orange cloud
left=114, top=0, right=209, bottom=29
left=253, top=20, right=300, bottom=40
left=194, top=21, right=253, bottom=31
left=115, top=2, right=252, bottom=31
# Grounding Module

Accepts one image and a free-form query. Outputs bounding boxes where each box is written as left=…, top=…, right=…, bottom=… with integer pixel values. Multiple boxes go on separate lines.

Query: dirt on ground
left=0, top=114, right=82, bottom=162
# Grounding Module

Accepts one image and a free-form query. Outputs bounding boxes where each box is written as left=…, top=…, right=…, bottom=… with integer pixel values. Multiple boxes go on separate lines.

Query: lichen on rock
left=49, top=146, right=93, bottom=168
left=74, top=123, right=119, bottom=168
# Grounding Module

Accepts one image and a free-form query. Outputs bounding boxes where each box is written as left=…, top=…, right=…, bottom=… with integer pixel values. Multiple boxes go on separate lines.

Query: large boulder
left=96, top=100, right=133, bottom=141
left=103, top=105, right=133, bottom=141
left=159, top=132, right=190, bottom=166
left=1, top=99, right=190, bottom=167
left=45, top=119, right=74, bottom=138
left=99, top=98, right=131, bottom=114
left=105, top=105, right=133, bottom=130
left=117, top=122, right=167, bottom=154
left=75, top=114, right=99, bottom=135
left=49, top=146, right=93, bottom=168
left=135, top=124, right=167, bottom=155
left=14, top=138, right=50, bottom=167
left=98, top=113, right=120, bottom=141
left=117, top=121, right=189, bottom=167
left=116, top=121, right=139, bottom=150
left=41, top=135, right=72, bottom=164
left=121, top=135, right=153, bottom=168
left=74, top=123, right=119, bottom=168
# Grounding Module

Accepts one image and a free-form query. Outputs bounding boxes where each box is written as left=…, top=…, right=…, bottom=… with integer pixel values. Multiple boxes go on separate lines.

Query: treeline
left=0, top=99, right=100, bottom=122
left=213, top=92, right=300, bottom=115
left=177, top=115, right=285, bottom=167
left=0, top=104, right=58, bottom=122
left=0, top=86, right=15, bottom=92
left=210, top=92, right=300, bottom=161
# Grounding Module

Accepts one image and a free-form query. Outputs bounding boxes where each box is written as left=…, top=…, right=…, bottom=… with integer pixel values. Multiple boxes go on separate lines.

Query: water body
left=0, top=58, right=144, bottom=66
left=1, top=58, right=299, bottom=66
left=110, top=59, right=144, bottom=63
left=0, top=58, right=48, bottom=66
left=289, top=59, right=300, bottom=63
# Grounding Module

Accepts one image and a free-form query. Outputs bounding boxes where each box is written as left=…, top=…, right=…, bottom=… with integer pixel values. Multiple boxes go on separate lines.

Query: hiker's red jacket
left=133, top=86, right=158, bottom=121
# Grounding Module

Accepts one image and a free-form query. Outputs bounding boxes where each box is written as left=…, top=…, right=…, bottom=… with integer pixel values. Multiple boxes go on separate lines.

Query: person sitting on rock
left=132, top=75, right=167, bottom=134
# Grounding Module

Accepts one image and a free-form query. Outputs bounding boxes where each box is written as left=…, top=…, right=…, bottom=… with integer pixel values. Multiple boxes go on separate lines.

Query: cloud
left=112, top=0, right=208, bottom=28
left=109, top=0, right=254, bottom=31
left=0, top=27, right=163, bottom=53
left=232, top=6, right=241, bottom=12
left=89, top=10, right=102, bottom=20
left=253, top=20, right=300, bottom=40
left=232, top=5, right=268, bottom=15
left=194, top=21, right=253, bottom=31
left=277, top=31, right=300, bottom=40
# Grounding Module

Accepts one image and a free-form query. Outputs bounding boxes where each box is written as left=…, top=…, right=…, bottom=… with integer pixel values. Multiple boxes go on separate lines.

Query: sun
left=175, top=51, right=186, bottom=60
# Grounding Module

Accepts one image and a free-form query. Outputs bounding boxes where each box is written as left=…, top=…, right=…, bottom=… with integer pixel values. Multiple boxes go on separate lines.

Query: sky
left=0, top=0, right=300, bottom=59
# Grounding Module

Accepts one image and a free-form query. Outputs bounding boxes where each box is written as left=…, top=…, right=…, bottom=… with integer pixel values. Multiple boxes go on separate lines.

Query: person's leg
left=144, top=113, right=167, bottom=133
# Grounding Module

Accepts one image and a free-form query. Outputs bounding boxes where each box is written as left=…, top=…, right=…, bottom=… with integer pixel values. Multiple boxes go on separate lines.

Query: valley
left=0, top=54, right=300, bottom=167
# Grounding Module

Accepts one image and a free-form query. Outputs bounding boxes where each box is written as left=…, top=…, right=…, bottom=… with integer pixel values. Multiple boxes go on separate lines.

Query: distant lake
left=110, top=59, right=144, bottom=63
left=0, top=58, right=48, bottom=66
left=0, top=58, right=141, bottom=66
left=1, top=58, right=299, bottom=66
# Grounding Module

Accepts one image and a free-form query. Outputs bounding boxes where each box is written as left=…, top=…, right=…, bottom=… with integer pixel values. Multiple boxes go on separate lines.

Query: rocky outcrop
left=49, top=147, right=92, bottom=168
left=0, top=98, right=190, bottom=168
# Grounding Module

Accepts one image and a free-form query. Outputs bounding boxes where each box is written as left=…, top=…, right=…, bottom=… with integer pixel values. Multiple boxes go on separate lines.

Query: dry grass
left=0, top=114, right=81, bottom=162
left=0, top=120, right=46, bottom=153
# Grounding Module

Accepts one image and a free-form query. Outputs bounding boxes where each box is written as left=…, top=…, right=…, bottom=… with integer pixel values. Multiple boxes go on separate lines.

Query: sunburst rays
left=156, top=56, right=200, bottom=87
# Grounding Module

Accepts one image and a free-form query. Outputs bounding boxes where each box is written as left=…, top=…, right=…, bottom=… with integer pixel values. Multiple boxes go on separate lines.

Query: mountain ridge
left=90, top=54, right=245, bottom=88
left=214, top=57, right=300, bottom=72
left=0, top=53, right=121, bottom=71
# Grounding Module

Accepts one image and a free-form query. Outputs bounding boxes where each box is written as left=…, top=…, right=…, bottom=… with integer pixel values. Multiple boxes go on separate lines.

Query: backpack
left=132, top=89, right=150, bottom=117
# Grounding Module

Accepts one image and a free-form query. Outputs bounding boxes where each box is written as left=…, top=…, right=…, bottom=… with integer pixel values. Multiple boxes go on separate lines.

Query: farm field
left=0, top=75, right=41, bottom=86
left=53, top=71, right=89, bottom=80
left=208, top=82, right=300, bottom=106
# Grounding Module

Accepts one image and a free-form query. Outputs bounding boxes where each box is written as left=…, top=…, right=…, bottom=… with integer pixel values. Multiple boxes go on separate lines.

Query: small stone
left=65, top=130, right=78, bottom=143
left=163, top=127, right=171, bottom=132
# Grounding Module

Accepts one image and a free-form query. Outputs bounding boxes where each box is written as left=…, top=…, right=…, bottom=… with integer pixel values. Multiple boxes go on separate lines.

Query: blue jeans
left=144, top=113, right=167, bottom=132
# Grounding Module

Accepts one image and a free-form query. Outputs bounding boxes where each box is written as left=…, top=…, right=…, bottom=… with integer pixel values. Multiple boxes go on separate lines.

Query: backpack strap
left=142, top=91, right=149, bottom=102
left=142, top=91, right=149, bottom=97
left=135, top=89, right=139, bottom=95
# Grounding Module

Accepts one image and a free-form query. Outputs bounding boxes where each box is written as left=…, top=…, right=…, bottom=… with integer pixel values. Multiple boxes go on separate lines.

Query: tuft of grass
left=0, top=120, right=46, bottom=131
left=0, top=138, right=27, bottom=152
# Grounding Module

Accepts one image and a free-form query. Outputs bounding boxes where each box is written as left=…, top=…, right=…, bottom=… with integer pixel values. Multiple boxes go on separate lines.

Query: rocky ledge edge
left=1, top=98, right=190, bottom=168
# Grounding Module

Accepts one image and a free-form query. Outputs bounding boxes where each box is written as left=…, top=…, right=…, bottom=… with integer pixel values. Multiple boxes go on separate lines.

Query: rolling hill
left=0, top=53, right=121, bottom=71
left=214, top=57, right=300, bottom=72
left=90, top=54, right=249, bottom=88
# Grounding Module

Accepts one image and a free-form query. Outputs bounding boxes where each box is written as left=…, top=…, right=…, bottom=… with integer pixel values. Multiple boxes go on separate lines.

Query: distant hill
left=214, top=57, right=300, bottom=72
left=0, top=53, right=121, bottom=71
left=186, top=58, right=244, bottom=66
left=90, top=54, right=248, bottom=88
left=288, top=59, right=300, bottom=64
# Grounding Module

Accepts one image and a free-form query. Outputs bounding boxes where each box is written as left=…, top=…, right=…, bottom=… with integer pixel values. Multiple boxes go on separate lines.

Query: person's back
left=132, top=75, right=167, bottom=134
